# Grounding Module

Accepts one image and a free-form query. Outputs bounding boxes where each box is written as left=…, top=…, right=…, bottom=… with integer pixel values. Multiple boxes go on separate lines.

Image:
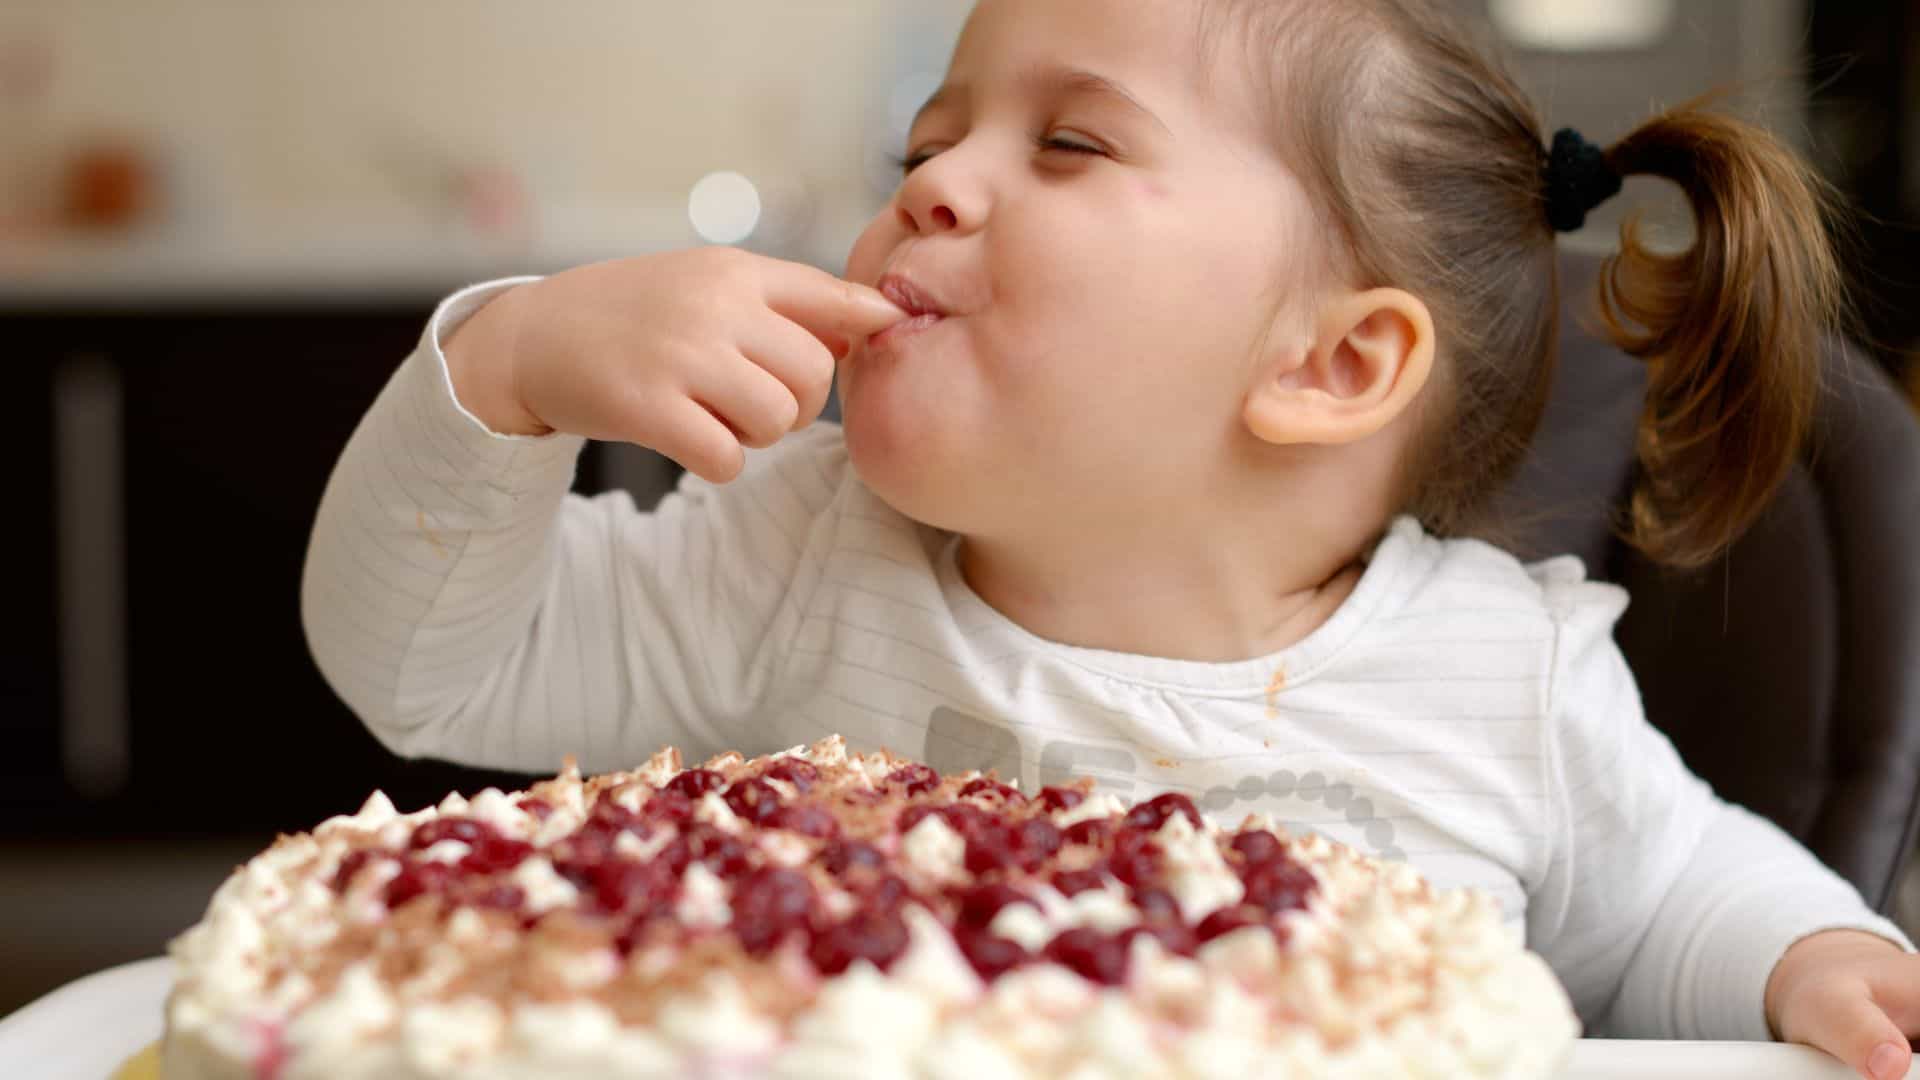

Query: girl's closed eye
left=1032, top=130, right=1108, bottom=159
left=893, top=149, right=940, bottom=175
left=892, top=130, right=1110, bottom=175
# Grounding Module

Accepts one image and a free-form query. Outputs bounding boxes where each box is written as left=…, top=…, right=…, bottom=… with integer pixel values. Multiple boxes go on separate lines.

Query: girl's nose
left=894, top=154, right=982, bottom=236
left=899, top=202, right=959, bottom=233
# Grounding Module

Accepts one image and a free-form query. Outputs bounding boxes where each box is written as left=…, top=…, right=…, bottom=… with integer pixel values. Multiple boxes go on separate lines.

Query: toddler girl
left=302, top=0, right=1920, bottom=1074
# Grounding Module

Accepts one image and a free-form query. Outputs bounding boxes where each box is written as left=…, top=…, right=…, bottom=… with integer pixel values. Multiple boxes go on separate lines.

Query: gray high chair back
left=1490, top=250, right=1920, bottom=915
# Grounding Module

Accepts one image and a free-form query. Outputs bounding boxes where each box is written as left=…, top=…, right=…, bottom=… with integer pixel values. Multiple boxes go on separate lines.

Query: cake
left=161, top=736, right=1579, bottom=1078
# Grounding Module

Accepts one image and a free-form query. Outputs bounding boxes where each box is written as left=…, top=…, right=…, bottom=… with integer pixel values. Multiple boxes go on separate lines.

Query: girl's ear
left=1242, top=288, right=1436, bottom=446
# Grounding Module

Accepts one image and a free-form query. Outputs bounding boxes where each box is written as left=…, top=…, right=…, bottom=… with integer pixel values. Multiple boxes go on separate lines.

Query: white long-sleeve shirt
left=302, top=278, right=1913, bottom=1043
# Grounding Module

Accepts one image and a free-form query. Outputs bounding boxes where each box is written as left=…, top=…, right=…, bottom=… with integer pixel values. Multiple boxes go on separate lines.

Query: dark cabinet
left=0, top=359, right=62, bottom=812
left=1809, top=1, right=1920, bottom=381
left=6, top=303, right=619, bottom=838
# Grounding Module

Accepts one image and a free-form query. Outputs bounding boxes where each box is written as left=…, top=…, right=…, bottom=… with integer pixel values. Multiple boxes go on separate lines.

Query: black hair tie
left=1543, top=127, right=1622, bottom=233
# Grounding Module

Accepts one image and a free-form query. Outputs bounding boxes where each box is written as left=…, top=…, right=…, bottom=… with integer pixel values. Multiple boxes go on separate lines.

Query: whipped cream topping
left=1153, top=812, right=1246, bottom=922
left=901, top=814, right=966, bottom=882
left=507, top=857, right=578, bottom=916
left=675, top=863, right=732, bottom=929
left=164, top=735, right=1579, bottom=1080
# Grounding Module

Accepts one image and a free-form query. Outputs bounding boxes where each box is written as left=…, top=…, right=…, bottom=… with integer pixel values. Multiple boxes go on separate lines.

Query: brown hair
left=1203, top=0, right=1845, bottom=569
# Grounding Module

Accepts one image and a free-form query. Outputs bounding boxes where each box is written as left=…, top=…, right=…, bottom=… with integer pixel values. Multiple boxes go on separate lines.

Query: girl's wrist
left=443, top=283, right=552, bottom=437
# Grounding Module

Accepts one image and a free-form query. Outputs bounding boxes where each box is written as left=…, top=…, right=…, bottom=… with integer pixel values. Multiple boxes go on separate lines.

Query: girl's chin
left=839, top=369, right=936, bottom=463
left=841, top=400, right=920, bottom=493
left=841, top=404, right=975, bottom=534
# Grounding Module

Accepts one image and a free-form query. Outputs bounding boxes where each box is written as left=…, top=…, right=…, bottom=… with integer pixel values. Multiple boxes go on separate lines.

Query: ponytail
left=1596, top=99, right=1843, bottom=569
left=1200, top=0, right=1853, bottom=565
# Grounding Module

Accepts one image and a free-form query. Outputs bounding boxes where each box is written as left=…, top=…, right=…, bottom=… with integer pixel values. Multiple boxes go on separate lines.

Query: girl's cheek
left=1134, top=178, right=1170, bottom=200
left=844, top=213, right=898, bottom=282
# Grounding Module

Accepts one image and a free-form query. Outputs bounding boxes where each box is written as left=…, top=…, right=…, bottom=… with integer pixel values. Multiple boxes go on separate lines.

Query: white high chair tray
left=2, top=956, right=1913, bottom=1079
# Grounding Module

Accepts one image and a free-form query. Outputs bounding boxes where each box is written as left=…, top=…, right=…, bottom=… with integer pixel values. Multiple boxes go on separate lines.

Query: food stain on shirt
left=417, top=509, right=450, bottom=558
left=1265, top=665, right=1288, bottom=720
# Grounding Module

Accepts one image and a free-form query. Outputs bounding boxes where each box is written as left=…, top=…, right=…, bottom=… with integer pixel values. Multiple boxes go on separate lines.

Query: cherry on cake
left=161, top=736, right=1579, bottom=1078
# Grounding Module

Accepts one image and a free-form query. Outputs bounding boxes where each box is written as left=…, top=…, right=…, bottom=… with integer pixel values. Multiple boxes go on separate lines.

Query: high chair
left=1492, top=250, right=1920, bottom=917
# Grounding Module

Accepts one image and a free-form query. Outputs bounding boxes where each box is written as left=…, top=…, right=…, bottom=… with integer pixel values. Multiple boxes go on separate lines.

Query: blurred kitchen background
left=2, top=0, right=1916, bottom=1016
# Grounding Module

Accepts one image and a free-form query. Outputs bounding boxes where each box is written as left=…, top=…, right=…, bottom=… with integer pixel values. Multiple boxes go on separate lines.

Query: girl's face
left=841, top=0, right=1323, bottom=538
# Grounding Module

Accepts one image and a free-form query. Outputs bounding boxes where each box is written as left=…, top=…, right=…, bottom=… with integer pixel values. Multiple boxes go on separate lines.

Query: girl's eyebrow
left=913, top=63, right=1173, bottom=138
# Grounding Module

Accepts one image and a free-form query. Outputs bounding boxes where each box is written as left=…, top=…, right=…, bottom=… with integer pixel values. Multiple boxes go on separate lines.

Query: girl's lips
left=868, top=312, right=946, bottom=352
left=876, top=273, right=948, bottom=318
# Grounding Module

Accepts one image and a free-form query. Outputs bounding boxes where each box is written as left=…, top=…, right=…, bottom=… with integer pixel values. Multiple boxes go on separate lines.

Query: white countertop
left=0, top=204, right=704, bottom=310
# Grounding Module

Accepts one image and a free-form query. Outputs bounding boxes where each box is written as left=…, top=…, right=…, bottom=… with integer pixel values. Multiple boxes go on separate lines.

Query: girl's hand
left=1766, top=929, right=1919, bottom=1080
left=445, top=247, right=905, bottom=483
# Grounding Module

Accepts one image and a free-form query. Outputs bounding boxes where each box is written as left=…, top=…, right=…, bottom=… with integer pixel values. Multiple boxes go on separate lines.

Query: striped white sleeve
left=300, top=278, right=836, bottom=774
left=1526, top=578, right=1913, bottom=1040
